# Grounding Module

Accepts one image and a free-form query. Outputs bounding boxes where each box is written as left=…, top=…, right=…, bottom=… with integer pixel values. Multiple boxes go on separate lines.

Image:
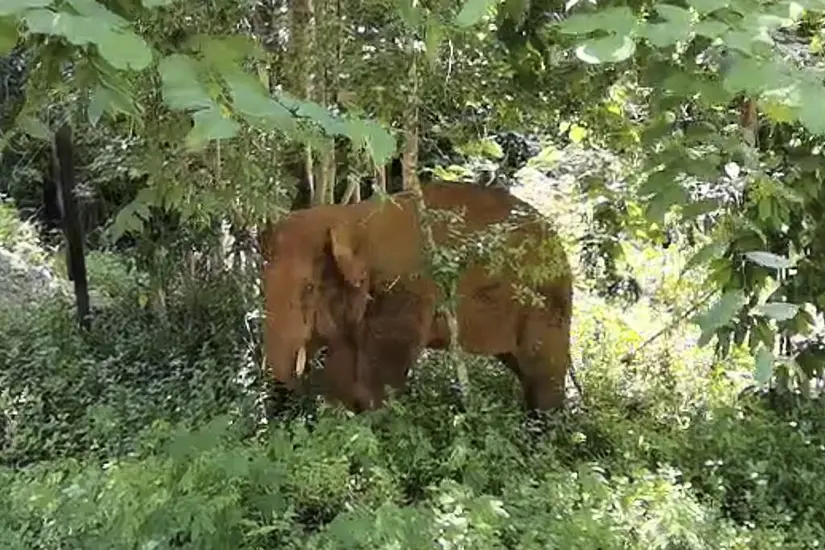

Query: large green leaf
left=694, top=18, right=728, bottom=38
left=686, top=0, right=728, bottom=13
left=65, top=0, right=128, bottom=28
left=754, top=345, right=774, bottom=384
left=87, top=82, right=138, bottom=125
left=191, top=34, right=265, bottom=72
left=95, top=28, right=152, bottom=70
left=455, top=0, right=500, bottom=28
left=682, top=240, right=727, bottom=275
left=158, top=54, right=214, bottom=111
left=185, top=105, right=240, bottom=150
left=22, top=9, right=151, bottom=70
left=694, top=289, right=747, bottom=336
left=396, top=0, right=422, bottom=29
left=645, top=181, right=688, bottom=224
left=558, top=6, right=637, bottom=36
left=743, top=251, right=794, bottom=269
left=754, top=302, right=799, bottom=322
left=0, top=0, right=52, bottom=16
left=798, top=83, right=825, bottom=135
left=17, top=115, right=50, bottom=140
left=221, top=69, right=297, bottom=133
left=347, top=118, right=397, bottom=166
left=639, top=4, right=693, bottom=47
left=575, top=34, right=636, bottom=64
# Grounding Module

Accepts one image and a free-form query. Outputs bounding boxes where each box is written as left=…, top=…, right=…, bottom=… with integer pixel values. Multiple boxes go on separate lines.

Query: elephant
left=261, top=181, right=573, bottom=412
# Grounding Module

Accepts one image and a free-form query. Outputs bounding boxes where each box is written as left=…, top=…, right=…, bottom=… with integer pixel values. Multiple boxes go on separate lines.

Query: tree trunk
left=52, top=122, right=91, bottom=330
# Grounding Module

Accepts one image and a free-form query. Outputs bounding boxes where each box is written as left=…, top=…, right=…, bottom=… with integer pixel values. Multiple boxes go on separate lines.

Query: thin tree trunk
left=52, top=121, right=90, bottom=330
left=288, top=0, right=316, bottom=207
left=399, top=10, right=467, bottom=395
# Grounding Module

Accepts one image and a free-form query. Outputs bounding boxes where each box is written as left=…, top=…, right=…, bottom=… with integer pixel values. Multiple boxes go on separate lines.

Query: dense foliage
left=4, top=0, right=825, bottom=545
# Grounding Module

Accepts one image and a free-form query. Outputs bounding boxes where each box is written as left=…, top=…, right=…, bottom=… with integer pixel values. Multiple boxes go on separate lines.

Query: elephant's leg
left=513, top=313, right=571, bottom=410
left=319, top=341, right=376, bottom=412
left=358, top=287, right=433, bottom=403
left=496, top=353, right=523, bottom=383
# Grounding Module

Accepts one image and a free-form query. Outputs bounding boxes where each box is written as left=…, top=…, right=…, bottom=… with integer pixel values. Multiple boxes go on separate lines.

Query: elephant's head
left=261, top=214, right=371, bottom=388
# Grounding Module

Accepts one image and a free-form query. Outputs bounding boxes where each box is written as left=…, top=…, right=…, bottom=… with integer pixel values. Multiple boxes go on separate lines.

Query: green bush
left=1, top=239, right=825, bottom=547
left=0, top=271, right=261, bottom=465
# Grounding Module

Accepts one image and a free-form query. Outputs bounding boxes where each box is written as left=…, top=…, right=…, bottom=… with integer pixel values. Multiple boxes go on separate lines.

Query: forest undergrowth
left=1, top=186, right=825, bottom=549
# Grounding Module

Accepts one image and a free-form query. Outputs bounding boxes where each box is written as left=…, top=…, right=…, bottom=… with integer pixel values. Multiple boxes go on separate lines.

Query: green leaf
left=95, top=28, right=152, bottom=71
left=687, top=0, right=729, bottom=14
left=191, top=34, right=265, bottom=71
left=108, top=197, right=151, bottom=242
left=0, top=17, right=18, bottom=55
left=640, top=4, right=693, bottom=47
left=575, top=34, right=636, bottom=64
left=424, top=16, right=444, bottom=62
left=754, top=345, right=774, bottom=384
left=743, top=251, right=794, bottom=269
left=798, top=83, right=825, bottom=135
left=754, top=302, right=799, bottom=322
left=222, top=69, right=297, bottom=132
left=0, top=0, right=52, bottom=16
left=455, top=0, right=499, bottom=27
left=65, top=0, right=128, bottom=28
left=640, top=22, right=687, bottom=47
left=185, top=106, right=240, bottom=150
left=682, top=240, right=727, bottom=274
left=655, top=3, right=693, bottom=25
left=141, top=0, right=176, bottom=6
left=502, top=0, right=529, bottom=25
left=558, top=6, right=637, bottom=36
left=645, top=181, right=688, bottom=224
left=694, top=18, right=729, bottom=38
left=158, top=54, right=214, bottom=111
left=694, top=289, right=747, bottom=334
left=22, top=9, right=152, bottom=70
left=347, top=118, right=397, bottom=166
left=18, top=115, right=50, bottom=140
left=87, top=83, right=137, bottom=124
left=397, top=0, right=422, bottom=29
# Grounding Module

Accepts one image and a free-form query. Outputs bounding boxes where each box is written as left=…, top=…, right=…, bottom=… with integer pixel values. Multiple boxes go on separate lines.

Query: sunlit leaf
left=682, top=240, right=727, bottom=275
left=142, top=0, right=176, bottom=6
left=744, top=251, right=794, bottom=269
left=754, top=345, right=774, bottom=384
left=575, top=34, right=636, bottom=64
left=754, top=302, right=800, bottom=321
left=694, top=289, right=747, bottom=335
left=568, top=124, right=587, bottom=143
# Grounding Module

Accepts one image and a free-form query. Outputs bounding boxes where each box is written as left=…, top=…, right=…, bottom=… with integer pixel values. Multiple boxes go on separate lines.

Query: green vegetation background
left=1, top=170, right=825, bottom=549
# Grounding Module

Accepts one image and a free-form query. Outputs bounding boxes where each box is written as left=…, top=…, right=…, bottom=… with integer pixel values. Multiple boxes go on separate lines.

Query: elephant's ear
left=329, top=224, right=367, bottom=288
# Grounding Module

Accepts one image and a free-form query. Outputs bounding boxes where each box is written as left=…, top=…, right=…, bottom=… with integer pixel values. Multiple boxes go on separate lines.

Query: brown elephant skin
left=261, top=181, right=573, bottom=412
